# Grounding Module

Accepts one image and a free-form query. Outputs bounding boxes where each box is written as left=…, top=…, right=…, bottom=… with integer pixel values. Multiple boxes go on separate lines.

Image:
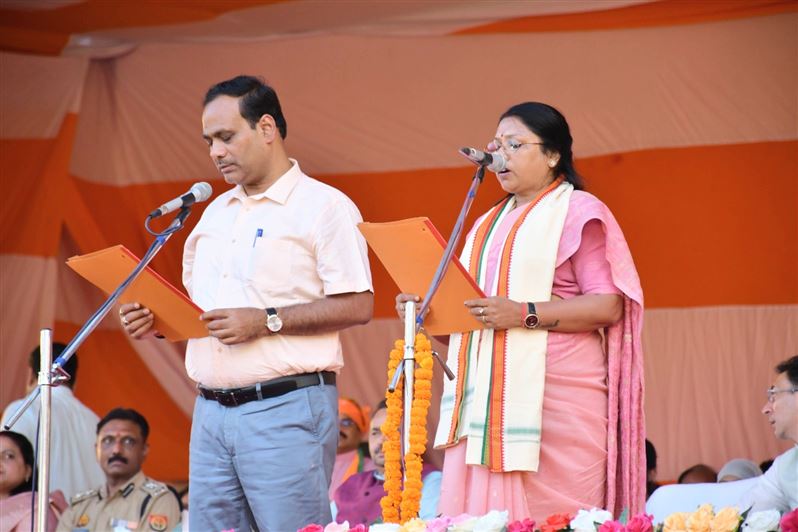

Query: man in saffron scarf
left=332, top=401, right=441, bottom=524
left=397, top=102, right=645, bottom=519
left=329, top=397, right=374, bottom=498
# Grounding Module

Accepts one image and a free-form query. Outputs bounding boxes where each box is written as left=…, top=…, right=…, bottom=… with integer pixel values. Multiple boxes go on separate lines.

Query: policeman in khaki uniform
left=57, top=408, right=180, bottom=532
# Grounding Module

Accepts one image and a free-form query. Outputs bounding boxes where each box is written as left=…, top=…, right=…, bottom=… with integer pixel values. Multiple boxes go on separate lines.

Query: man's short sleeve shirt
left=182, top=160, right=372, bottom=388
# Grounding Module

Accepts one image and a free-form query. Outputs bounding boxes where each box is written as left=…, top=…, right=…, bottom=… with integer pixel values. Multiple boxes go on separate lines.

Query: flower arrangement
left=301, top=506, right=798, bottom=532
left=380, top=334, right=434, bottom=524
left=780, top=508, right=798, bottom=532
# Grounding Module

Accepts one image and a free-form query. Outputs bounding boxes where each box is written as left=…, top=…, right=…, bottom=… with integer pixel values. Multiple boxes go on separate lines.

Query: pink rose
left=781, top=508, right=798, bottom=532
left=507, top=518, right=536, bottom=532
left=626, top=514, right=654, bottom=532
left=297, top=526, right=324, bottom=532
left=425, top=516, right=453, bottom=532
left=598, top=521, right=624, bottom=532
left=540, top=513, right=573, bottom=532
left=349, top=526, right=367, bottom=532
left=450, top=513, right=475, bottom=525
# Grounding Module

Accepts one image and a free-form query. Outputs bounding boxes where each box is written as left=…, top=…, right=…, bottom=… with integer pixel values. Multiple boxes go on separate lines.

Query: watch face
left=524, top=313, right=540, bottom=329
left=267, top=314, right=283, bottom=332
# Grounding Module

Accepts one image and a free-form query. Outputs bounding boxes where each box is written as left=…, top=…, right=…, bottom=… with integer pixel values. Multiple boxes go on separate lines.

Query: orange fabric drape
left=455, top=0, right=798, bottom=34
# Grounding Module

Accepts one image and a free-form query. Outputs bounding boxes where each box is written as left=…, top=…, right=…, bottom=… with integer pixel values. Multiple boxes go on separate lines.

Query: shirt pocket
left=246, top=237, right=297, bottom=295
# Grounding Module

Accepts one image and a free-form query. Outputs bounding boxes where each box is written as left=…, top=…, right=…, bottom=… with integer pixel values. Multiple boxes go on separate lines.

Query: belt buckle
left=215, top=389, right=238, bottom=407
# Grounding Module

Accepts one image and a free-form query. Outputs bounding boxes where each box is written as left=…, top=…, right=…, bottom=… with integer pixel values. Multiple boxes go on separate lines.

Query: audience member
left=740, top=355, right=798, bottom=512
left=645, top=439, right=660, bottom=498
left=332, top=401, right=441, bottom=524
left=56, top=408, right=180, bottom=532
left=329, top=397, right=373, bottom=498
left=677, top=464, right=717, bottom=484
left=0, top=431, right=67, bottom=532
left=717, top=459, right=762, bottom=482
left=1, top=343, right=104, bottom=500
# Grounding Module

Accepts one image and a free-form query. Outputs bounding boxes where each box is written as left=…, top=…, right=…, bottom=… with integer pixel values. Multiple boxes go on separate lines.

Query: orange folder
left=359, top=217, right=486, bottom=336
left=66, top=245, right=207, bottom=341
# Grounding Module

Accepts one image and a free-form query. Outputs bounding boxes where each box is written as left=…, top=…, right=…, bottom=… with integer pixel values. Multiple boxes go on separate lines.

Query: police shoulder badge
left=148, top=514, right=167, bottom=531
left=141, top=479, right=166, bottom=496
left=70, top=489, right=98, bottom=505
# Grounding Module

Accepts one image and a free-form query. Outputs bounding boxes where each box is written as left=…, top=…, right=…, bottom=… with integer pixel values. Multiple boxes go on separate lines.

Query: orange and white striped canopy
left=1, top=0, right=796, bottom=482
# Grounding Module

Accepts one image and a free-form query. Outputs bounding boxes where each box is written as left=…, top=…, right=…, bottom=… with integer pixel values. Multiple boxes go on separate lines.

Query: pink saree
left=438, top=191, right=645, bottom=519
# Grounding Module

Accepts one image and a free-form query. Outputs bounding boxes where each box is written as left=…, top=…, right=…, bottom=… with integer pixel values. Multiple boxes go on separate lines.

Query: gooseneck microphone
left=148, top=182, right=213, bottom=218
left=459, top=147, right=507, bottom=173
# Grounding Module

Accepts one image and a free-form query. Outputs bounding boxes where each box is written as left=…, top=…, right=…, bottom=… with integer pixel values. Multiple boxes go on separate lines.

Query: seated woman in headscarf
left=717, top=459, right=763, bottom=482
left=0, top=430, right=67, bottom=532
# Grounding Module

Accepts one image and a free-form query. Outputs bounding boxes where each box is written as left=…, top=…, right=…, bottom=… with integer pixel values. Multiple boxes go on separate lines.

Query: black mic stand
left=389, top=164, right=485, bottom=392
left=387, top=164, right=487, bottom=479
left=3, top=206, right=194, bottom=532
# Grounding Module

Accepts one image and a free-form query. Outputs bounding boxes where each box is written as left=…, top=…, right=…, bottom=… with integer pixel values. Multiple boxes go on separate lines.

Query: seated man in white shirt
left=740, top=355, right=798, bottom=513
left=2, top=343, right=104, bottom=500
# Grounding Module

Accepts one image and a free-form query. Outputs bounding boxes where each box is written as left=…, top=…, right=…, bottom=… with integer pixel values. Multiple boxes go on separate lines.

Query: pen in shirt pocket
left=252, top=228, right=263, bottom=247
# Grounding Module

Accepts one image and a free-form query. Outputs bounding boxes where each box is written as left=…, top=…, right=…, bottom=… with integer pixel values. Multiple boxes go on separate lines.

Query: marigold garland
left=380, top=333, right=434, bottom=524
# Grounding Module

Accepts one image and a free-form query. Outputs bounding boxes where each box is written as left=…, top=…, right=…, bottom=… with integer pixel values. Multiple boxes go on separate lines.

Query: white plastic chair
left=645, top=477, right=759, bottom=523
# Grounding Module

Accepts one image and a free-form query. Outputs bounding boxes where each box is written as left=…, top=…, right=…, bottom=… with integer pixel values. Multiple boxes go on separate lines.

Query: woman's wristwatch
left=523, top=302, right=540, bottom=329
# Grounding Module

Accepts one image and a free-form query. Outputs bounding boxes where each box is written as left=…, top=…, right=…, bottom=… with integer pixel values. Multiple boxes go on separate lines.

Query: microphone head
left=459, top=147, right=506, bottom=173
left=190, top=182, right=213, bottom=202
left=487, top=151, right=507, bottom=173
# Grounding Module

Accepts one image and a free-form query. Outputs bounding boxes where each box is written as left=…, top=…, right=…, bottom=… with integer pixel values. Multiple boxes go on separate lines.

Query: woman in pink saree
left=0, top=431, right=66, bottom=532
left=397, top=102, right=644, bottom=520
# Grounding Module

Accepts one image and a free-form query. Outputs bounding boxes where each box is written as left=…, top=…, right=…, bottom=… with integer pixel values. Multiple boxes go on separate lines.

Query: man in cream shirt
left=120, top=75, right=373, bottom=531
left=741, top=355, right=798, bottom=513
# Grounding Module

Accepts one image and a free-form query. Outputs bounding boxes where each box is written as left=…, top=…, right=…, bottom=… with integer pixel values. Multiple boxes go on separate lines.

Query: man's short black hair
left=30, top=342, right=78, bottom=388
left=677, top=463, right=716, bottom=484
left=775, top=355, right=798, bottom=387
left=645, top=439, right=657, bottom=471
left=97, top=408, right=149, bottom=442
left=203, top=75, right=287, bottom=139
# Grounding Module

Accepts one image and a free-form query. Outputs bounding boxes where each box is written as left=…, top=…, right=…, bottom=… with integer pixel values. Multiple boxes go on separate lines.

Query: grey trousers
left=188, top=381, right=338, bottom=532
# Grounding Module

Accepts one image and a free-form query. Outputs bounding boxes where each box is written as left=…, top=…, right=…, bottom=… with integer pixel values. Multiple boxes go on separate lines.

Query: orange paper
left=66, top=245, right=206, bottom=341
left=359, top=218, right=486, bottom=336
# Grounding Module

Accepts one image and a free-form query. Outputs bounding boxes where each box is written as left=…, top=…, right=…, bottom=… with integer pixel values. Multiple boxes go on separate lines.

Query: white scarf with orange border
left=434, top=180, right=573, bottom=472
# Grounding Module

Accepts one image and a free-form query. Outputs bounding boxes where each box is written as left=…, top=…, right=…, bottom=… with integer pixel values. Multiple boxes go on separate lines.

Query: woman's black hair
left=500, top=102, right=584, bottom=190
left=1, top=431, right=34, bottom=496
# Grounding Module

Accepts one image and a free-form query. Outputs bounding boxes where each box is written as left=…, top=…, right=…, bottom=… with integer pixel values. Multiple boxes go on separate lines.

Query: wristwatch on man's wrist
left=265, top=307, right=283, bottom=333
left=523, top=302, right=540, bottom=329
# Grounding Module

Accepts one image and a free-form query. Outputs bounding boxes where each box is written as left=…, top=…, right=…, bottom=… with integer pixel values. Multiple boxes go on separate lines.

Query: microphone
left=459, top=147, right=506, bottom=173
left=148, top=182, right=213, bottom=218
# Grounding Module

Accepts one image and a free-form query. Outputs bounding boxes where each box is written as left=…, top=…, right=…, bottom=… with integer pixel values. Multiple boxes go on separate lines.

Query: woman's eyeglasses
left=488, top=137, right=543, bottom=154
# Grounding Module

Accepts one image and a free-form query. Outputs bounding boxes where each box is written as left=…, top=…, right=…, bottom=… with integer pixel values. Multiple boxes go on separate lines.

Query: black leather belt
left=198, top=371, right=336, bottom=407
